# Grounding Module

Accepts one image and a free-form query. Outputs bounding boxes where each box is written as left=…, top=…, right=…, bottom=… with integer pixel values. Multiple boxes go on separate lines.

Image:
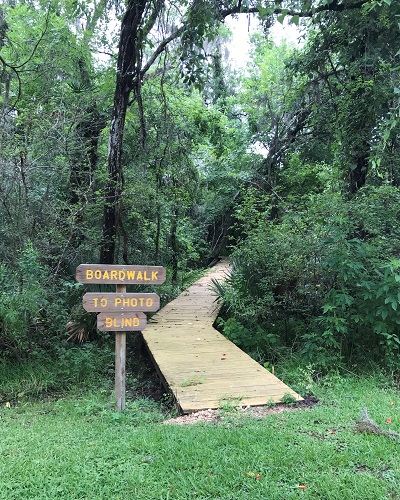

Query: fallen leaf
left=387, top=418, right=392, bottom=424
left=5, top=402, right=10, bottom=408
left=256, top=474, right=261, bottom=480
left=391, top=401, right=394, bottom=405
left=298, top=485, right=307, bottom=490
left=327, top=430, right=335, bottom=434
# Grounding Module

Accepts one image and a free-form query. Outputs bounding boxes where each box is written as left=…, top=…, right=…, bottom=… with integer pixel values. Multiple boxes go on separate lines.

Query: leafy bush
left=217, top=317, right=278, bottom=363
left=218, top=186, right=400, bottom=372
left=0, top=242, right=50, bottom=358
left=0, top=242, right=79, bottom=359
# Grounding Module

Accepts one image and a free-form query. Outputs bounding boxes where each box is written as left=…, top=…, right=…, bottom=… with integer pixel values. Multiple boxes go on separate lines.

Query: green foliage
left=0, top=342, right=114, bottom=401
left=289, top=0, right=400, bottom=191
left=219, top=185, right=400, bottom=371
left=280, top=392, right=297, bottom=407
left=55, top=342, right=114, bottom=386
left=0, top=242, right=50, bottom=358
left=218, top=317, right=278, bottom=363
left=1, top=0, right=399, bottom=392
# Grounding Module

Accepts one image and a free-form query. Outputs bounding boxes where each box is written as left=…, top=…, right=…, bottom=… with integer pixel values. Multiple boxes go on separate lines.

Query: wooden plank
left=76, top=264, right=166, bottom=284
left=83, top=293, right=159, bottom=312
left=142, top=258, right=302, bottom=413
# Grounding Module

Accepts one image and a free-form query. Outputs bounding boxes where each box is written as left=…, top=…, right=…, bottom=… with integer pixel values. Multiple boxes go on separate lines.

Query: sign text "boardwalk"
left=76, top=264, right=166, bottom=284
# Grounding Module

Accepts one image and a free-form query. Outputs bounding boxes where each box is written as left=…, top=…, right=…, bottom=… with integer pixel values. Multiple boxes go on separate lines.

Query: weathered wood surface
left=115, top=284, right=127, bottom=411
left=142, top=258, right=302, bottom=413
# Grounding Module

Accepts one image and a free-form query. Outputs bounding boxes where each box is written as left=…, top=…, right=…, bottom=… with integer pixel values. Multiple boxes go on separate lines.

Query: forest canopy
left=0, top=0, right=399, bottom=372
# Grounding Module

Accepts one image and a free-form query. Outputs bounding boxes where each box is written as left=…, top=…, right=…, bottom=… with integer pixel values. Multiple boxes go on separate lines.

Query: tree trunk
left=349, top=151, right=368, bottom=194
left=155, top=202, right=161, bottom=264
left=171, top=209, right=178, bottom=284
left=69, top=105, right=105, bottom=205
left=100, top=0, right=147, bottom=264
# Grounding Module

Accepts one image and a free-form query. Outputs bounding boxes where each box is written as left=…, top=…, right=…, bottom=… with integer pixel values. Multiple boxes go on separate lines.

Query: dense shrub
left=218, top=186, right=400, bottom=372
left=0, top=242, right=76, bottom=359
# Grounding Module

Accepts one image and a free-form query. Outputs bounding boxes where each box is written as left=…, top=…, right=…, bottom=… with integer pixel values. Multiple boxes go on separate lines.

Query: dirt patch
left=164, top=397, right=318, bottom=425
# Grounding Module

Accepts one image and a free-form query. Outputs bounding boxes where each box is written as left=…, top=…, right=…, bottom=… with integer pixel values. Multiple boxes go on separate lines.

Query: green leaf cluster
left=219, top=185, right=400, bottom=371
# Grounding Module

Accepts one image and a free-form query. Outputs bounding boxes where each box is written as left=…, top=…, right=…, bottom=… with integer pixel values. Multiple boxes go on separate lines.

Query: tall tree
left=100, top=0, right=370, bottom=263
left=289, top=0, right=400, bottom=193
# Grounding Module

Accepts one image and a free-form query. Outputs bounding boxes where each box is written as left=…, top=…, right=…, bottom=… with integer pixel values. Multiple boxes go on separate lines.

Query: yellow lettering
left=118, top=270, right=126, bottom=281
left=146, top=298, right=153, bottom=307
left=144, top=271, right=151, bottom=281
left=133, top=317, right=140, bottom=327
left=151, top=271, right=158, bottom=281
left=113, top=318, right=120, bottom=327
left=86, top=270, right=93, bottom=280
left=122, top=298, right=130, bottom=307
left=106, top=318, right=112, bottom=327
left=115, top=298, right=121, bottom=307
left=100, top=298, right=107, bottom=307
left=103, top=270, right=109, bottom=280
left=111, top=270, right=117, bottom=280
left=93, top=297, right=99, bottom=307
left=136, top=271, right=143, bottom=281
left=124, top=318, right=133, bottom=327
left=94, top=270, right=101, bottom=279
left=131, top=298, right=138, bottom=307
left=127, top=270, right=136, bottom=280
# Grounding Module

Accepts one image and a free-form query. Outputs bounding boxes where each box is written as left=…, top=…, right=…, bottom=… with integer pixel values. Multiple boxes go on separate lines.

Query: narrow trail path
left=142, top=259, right=302, bottom=413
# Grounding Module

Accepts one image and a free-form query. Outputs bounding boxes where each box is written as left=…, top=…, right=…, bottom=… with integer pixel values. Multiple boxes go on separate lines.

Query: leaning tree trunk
left=100, top=0, right=147, bottom=264
left=349, top=154, right=368, bottom=194
left=349, top=142, right=370, bottom=195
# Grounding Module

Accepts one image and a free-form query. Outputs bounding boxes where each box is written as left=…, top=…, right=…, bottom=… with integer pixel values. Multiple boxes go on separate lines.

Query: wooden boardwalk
left=142, top=259, right=302, bottom=413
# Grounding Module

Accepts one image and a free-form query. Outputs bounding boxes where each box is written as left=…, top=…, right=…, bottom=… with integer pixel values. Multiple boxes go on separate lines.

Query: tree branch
left=13, top=8, right=51, bottom=69
left=138, top=26, right=183, bottom=82
left=220, top=0, right=369, bottom=19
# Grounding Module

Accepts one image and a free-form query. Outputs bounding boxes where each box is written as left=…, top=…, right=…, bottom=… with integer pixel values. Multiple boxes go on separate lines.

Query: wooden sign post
left=76, top=264, right=166, bottom=411
left=115, top=284, right=126, bottom=411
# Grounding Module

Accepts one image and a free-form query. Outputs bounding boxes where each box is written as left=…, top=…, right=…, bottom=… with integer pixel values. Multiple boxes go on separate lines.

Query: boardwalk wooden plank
left=142, top=258, right=302, bottom=413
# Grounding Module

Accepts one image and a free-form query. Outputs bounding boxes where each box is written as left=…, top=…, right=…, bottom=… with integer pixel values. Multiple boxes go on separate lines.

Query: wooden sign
left=76, top=264, right=166, bottom=284
left=97, top=312, right=147, bottom=332
left=77, top=263, right=166, bottom=411
left=82, top=293, right=160, bottom=312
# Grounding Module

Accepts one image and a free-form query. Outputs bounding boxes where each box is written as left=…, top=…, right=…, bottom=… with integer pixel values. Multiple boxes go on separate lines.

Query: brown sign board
left=97, top=312, right=147, bottom=332
left=82, top=293, right=160, bottom=312
left=76, top=264, right=166, bottom=285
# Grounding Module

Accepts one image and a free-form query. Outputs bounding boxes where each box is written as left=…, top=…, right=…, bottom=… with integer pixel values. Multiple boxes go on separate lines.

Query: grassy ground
left=1, top=363, right=399, bottom=500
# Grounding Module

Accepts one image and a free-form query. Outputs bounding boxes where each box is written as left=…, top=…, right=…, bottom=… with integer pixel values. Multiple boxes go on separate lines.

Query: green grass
left=1, top=373, right=399, bottom=499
